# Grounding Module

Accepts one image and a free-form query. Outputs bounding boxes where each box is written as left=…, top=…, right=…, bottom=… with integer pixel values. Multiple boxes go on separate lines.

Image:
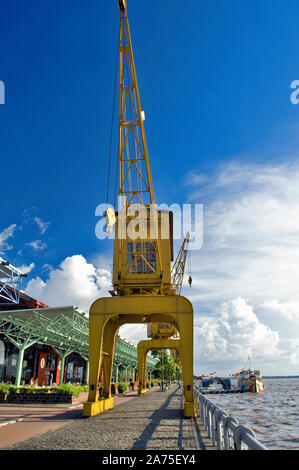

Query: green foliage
left=152, top=350, right=182, bottom=382
left=18, top=386, right=36, bottom=394
left=55, top=384, right=84, bottom=397
left=0, top=383, right=11, bottom=394
left=151, top=381, right=155, bottom=387
left=117, top=383, right=128, bottom=393
left=0, top=383, right=88, bottom=397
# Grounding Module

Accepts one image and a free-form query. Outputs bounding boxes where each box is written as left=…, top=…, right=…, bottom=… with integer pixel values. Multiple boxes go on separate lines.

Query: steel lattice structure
left=0, top=257, right=27, bottom=305
left=0, top=306, right=158, bottom=371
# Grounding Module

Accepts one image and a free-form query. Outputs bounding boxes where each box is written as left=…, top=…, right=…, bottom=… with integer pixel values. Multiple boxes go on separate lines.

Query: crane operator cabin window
left=127, top=241, right=157, bottom=273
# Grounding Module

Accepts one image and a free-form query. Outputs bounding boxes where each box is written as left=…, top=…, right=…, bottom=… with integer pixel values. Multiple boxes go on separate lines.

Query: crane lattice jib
left=113, top=0, right=174, bottom=295
left=118, top=0, right=155, bottom=208
left=171, top=235, right=190, bottom=295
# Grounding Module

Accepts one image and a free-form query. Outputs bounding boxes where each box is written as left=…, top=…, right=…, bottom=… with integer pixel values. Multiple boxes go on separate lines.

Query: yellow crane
left=107, top=0, right=174, bottom=297
left=171, top=233, right=192, bottom=295
left=84, top=0, right=195, bottom=418
left=146, top=235, right=192, bottom=341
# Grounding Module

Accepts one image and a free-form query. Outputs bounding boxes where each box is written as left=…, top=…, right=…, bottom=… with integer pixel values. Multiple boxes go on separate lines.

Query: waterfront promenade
left=0, top=387, right=215, bottom=450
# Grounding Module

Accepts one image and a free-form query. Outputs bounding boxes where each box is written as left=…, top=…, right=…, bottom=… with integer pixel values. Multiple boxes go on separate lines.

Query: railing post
left=223, top=416, right=238, bottom=450
left=207, top=403, right=212, bottom=438
left=234, top=425, right=256, bottom=450
left=193, top=388, right=267, bottom=450
left=210, top=403, right=217, bottom=446
left=215, top=409, right=228, bottom=450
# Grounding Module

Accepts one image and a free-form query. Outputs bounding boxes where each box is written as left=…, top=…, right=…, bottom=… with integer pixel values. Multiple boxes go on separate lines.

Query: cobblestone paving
left=5, top=387, right=198, bottom=450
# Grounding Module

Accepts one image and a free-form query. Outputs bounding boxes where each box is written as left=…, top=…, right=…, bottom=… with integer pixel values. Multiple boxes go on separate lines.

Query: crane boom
left=112, top=0, right=173, bottom=295
left=118, top=0, right=155, bottom=208
left=171, top=233, right=192, bottom=294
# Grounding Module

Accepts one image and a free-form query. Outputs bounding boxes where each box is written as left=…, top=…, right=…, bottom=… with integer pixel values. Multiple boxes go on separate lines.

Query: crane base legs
left=137, top=338, right=181, bottom=397
left=83, top=295, right=194, bottom=418
left=83, top=398, right=114, bottom=417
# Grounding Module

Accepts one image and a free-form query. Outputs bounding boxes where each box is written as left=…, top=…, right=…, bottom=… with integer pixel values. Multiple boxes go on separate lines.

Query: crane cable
left=106, top=39, right=119, bottom=206
left=187, top=248, right=192, bottom=287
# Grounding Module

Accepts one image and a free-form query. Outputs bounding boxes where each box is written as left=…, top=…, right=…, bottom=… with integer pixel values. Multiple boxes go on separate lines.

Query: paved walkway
left=1, top=387, right=214, bottom=451
left=0, top=390, right=140, bottom=450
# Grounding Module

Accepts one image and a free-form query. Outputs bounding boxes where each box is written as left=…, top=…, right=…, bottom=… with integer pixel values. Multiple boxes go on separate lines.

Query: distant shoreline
left=263, top=376, right=299, bottom=379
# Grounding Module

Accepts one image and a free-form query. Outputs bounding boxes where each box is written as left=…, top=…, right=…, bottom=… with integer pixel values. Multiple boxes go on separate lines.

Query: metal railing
left=194, top=388, right=268, bottom=450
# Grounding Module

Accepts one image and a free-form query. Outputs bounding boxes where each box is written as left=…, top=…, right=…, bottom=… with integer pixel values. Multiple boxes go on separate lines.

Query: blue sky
left=1, top=0, right=299, bottom=375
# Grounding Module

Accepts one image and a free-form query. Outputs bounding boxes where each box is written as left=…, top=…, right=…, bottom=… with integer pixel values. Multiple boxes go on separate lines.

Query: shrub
left=38, top=387, right=55, bottom=394
left=0, top=383, right=11, bottom=395
left=0, top=384, right=89, bottom=397
left=146, top=381, right=150, bottom=388
left=17, top=386, right=36, bottom=394
left=151, top=381, right=155, bottom=387
left=118, top=383, right=128, bottom=393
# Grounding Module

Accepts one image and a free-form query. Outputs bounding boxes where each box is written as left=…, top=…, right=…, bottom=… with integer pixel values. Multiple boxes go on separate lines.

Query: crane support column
left=137, top=338, right=181, bottom=395
left=83, top=295, right=194, bottom=418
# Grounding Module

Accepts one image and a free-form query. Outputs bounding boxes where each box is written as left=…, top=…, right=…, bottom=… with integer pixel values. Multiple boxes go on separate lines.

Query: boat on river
left=236, top=368, right=264, bottom=393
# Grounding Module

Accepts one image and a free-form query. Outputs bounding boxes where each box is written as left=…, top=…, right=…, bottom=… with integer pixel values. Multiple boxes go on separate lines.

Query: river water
left=202, top=378, right=299, bottom=450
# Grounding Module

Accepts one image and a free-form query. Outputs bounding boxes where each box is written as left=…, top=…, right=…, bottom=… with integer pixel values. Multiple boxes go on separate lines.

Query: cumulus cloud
left=181, top=161, right=299, bottom=374
left=16, top=262, right=35, bottom=274
left=0, top=224, right=16, bottom=254
left=118, top=324, right=148, bottom=347
left=194, top=297, right=280, bottom=374
left=185, top=161, right=299, bottom=304
left=25, top=254, right=148, bottom=345
left=260, top=299, right=299, bottom=321
left=25, top=254, right=111, bottom=313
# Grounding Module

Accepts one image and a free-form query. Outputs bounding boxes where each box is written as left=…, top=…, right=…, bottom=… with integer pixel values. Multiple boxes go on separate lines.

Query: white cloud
left=0, top=224, right=16, bottom=254
left=194, top=297, right=281, bottom=375
left=25, top=254, right=146, bottom=346
left=34, top=217, right=50, bottom=234
left=186, top=161, right=299, bottom=304
left=289, top=339, right=299, bottom=365
left=16, top=262, right=35, bottom=274
left=26, top=240, right=47, bottom=251
left=118, top=324, right=148, bottom=347
left=180, top=160, right=299, bottom=374
left=25, top=254, right=111, bottom=313
left=260, top=299, right=299, bottom=321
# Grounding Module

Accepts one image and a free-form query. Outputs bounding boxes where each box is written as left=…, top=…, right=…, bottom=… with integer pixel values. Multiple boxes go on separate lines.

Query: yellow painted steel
left=171, top=233, right=191, bottom=295
left=171, top=347, right=182, bottom=365
left=84, top=1, right=195, bottom=419
left=83, top=295, right=195, bottom=418
left=137, top=338, right=181, bottom=396
left=146, top=234, right=191, bottom=340
left=147, top=322, right=177, bottom=340
left=112, top=209, right=174, bottom=296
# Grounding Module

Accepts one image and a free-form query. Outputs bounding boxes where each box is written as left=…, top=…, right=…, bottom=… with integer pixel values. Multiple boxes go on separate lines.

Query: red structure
left=0, top=285, right=87, bottom=386
left=0, top=282, right=49, bottom=311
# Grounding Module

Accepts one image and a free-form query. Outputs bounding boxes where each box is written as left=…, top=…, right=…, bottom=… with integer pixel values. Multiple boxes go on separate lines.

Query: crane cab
left=147, top=322, right=178, bottom=339
left=112, top=207, right=174, bottom=295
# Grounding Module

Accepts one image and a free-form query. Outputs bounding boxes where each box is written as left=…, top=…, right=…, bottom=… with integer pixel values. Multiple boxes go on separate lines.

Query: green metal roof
left=0, top=306, right=158, bottom=369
